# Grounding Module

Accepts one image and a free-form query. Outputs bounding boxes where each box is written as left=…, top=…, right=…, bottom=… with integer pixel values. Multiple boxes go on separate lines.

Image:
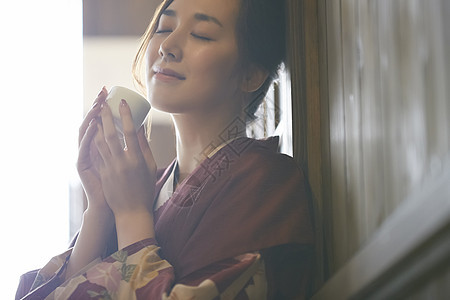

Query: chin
left=148, top=97, right=188, bottom=115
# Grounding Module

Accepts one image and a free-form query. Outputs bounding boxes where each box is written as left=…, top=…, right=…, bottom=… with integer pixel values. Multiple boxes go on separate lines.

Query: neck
left=172, top=110, right=247, bottom=182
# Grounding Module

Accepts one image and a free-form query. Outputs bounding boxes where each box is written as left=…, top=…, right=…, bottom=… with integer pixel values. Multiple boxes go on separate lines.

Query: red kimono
left=16, top=137, right=314, bottom=299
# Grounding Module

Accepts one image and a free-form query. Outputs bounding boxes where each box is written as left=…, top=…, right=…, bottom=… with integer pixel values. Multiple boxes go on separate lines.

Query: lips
left=153, top=66, right=186, bottom=80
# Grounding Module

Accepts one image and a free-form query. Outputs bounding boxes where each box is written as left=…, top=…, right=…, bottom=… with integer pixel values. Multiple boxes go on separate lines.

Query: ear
left=240, top=65, right=269, bottom=93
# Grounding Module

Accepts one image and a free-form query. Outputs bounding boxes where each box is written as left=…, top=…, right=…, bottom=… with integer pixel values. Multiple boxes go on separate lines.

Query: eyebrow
left=194, top=13, right=223, bottom=27
left=162, top=9, right=223, bottom=28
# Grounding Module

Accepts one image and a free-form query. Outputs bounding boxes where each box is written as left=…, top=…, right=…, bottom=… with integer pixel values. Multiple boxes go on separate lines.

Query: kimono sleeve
left=17, top=238, right=174, bottom=299
left=16, top=249, right=72, bottom=299
left=17, top=239, right=269, bottom=299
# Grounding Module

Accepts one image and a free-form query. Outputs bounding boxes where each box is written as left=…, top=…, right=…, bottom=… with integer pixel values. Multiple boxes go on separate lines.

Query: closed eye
left=191, top=33, right=213, bottom=41
left=155, top=29, right=172, bottom=34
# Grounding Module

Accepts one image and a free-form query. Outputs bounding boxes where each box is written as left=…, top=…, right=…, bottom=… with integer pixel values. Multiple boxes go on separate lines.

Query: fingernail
left=120, top=99, right=127, bottom=107
left=98, top=86, right=107, bottom=97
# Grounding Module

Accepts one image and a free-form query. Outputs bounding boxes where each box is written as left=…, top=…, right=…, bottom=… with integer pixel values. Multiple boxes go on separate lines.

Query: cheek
left=192, top=47, right=241, bottom=88
left=145, top=39, right=162, bottom=98
left=146, top=40, right=159, bottom=67
left=146, top=38, right=164, bottom=75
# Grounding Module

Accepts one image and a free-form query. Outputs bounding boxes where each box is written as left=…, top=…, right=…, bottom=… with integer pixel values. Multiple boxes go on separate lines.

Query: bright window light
left=0, top=1, right=82, bottom=298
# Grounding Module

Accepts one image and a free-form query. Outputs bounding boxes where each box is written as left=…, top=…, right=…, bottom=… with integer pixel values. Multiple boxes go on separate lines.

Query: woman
left=16, top=0, right=314, bottom=298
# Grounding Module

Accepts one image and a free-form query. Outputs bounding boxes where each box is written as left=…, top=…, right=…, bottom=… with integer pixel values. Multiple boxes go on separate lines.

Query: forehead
left=165, top=0, right=240, bottom=27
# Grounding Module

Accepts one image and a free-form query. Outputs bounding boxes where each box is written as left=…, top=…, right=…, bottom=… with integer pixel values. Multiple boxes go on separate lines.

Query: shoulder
left=225, top=136, right=305, bottom=183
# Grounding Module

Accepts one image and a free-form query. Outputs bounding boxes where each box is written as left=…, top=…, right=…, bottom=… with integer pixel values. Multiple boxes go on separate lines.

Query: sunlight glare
left=0, top=1, right=82, bottom=298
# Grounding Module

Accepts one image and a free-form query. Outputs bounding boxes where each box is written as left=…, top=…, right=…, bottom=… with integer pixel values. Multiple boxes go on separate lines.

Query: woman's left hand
left=94, top=99, right=157, bottom=247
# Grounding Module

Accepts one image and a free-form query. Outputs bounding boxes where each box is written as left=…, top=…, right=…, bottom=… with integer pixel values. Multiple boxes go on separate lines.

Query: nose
left=158, top=32, right=182, bottom=62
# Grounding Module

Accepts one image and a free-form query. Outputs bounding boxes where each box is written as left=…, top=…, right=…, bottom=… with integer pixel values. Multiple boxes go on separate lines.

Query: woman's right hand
left=77, top=87, right=111, bottom=214
left=65, top=87, right=115, bottom=280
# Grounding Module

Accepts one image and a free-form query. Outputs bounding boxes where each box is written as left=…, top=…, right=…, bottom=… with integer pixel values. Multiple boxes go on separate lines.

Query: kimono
left=16, top=137, right=314, bottom=299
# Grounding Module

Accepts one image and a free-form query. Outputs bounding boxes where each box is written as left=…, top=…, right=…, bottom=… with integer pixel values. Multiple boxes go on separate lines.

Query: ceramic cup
left=105, top=86, right=151, bottom=145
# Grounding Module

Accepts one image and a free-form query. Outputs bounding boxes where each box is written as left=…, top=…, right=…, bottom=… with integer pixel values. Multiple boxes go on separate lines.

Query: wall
left=290, top=0, right=450, bottom=298
left=323, top=0, right=449, bottom=271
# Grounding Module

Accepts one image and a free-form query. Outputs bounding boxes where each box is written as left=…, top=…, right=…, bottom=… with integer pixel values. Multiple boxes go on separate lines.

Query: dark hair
left=132, top=0, right=286, bottom=121
left=236, top=0, right=286, bottom=121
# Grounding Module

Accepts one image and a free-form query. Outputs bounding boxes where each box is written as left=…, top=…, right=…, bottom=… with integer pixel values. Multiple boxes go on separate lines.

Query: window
left=247, top=65, right=293, bottom=156
left=0, top=1, right=82, bottom=298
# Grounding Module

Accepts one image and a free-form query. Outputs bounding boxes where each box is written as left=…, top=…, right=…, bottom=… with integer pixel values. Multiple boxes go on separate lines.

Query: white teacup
left=105, top=86, right=151, bottom=138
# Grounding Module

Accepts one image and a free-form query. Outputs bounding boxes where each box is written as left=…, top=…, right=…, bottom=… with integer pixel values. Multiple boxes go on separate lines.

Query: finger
left=90, top=141, right=104, bottom=172
left=94, top=121, right=112, bottom=163
left=100, top=102, right=124, bottom=156
left=77, top=118, right=99, bottom=171
left=137, top=126, right=157, bottom=173
left=79, top=87, right=107, bottom=146
left=120, top=99, right=140, bottom=153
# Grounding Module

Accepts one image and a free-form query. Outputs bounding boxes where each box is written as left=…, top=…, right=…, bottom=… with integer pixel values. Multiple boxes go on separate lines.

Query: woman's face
left=145, top=0, right=243, bottom=115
